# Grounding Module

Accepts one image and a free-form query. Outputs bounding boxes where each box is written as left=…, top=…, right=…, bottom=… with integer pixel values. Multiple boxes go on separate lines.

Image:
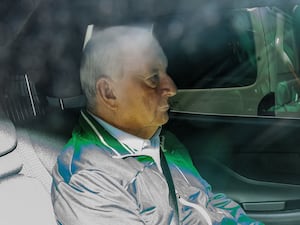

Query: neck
left=105, top=119, right=158, bottom=139
left=88, top=108, right=158, bottom=139
left=121, top=126, right=158, bottom=139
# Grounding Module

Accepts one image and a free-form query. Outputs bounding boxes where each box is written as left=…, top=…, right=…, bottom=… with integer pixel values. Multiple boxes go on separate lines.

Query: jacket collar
left=79, top=110, right=161, bottom=158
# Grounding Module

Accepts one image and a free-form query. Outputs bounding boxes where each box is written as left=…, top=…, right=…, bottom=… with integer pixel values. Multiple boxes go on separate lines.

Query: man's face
left=113, top=42, right=177, bottom=137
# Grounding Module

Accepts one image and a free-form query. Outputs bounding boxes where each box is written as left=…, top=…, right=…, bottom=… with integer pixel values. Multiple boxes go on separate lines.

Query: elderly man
left=51, top=26, right=263, bottom=225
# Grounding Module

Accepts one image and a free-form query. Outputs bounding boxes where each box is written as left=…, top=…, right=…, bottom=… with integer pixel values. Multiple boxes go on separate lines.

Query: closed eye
left=145, top=73, right=160, bottom=88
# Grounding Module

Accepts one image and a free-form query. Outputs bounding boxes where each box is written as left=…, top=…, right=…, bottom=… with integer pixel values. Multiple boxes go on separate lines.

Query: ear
left=95, top=77, right=117, bottom=109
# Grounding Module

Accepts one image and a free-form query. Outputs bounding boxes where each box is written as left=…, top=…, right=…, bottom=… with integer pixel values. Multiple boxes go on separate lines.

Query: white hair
left=80, top=25, right=165, bottom=109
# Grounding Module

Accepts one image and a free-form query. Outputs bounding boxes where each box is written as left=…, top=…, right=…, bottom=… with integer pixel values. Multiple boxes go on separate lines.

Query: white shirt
left=90, top=113, right=163, bottom=173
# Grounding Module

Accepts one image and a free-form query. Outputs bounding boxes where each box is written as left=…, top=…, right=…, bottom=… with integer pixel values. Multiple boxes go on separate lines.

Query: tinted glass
left=154, top=10, right=257, bottom=89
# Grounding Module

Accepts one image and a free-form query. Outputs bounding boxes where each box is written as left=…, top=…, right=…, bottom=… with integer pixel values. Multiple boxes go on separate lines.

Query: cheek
left=141, top=92, right=159, bottom=112
left=123, top=82, right=161, bottom=119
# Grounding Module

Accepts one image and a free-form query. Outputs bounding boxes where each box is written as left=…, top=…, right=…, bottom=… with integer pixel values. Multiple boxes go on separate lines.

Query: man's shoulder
left=161, top=130, right=191, bottom=160
left=58, top=133, right=113, bottom=172
left=162, top=130, right=201, bottom=175
left=56, top=132, right=144, bottom=184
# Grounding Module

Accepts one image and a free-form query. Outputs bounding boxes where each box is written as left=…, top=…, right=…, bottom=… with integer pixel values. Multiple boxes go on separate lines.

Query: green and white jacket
left=51, top=110, right=263, bottom=225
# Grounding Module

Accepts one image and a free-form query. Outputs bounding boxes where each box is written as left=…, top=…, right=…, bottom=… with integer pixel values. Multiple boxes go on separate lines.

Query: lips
left=159, top=105, right=170, bottom=111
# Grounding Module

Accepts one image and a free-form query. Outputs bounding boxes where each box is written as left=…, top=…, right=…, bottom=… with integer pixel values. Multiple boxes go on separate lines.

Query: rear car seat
left=15, top=108, right=79, bottom=193
left=0, top=23, right=88, bottom=222
left=0, top=111, right=57, bottom=225
left=1, top=74, right=80, bottom=193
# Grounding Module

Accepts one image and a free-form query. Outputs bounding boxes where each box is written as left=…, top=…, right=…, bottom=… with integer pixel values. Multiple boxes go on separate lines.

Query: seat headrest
left=0, top=112, right=21, bottom=178
left=44, top=25, right=93, bottom=110
left=46, top=95, right=86, bottom=110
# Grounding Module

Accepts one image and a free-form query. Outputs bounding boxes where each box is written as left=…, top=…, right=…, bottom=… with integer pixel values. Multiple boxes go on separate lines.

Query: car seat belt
left=160, top=150, right=179, bottom=224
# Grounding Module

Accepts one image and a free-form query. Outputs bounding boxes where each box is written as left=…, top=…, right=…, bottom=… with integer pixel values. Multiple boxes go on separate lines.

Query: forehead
left=124, top=49, right=167, bottom=77
left=121, top=37, right=168, bottom=74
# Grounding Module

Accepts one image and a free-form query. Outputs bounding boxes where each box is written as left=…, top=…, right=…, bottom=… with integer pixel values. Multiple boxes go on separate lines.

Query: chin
left=152, top=111, right=170, bottom=127
left=159, top=114, right=170, bottom=125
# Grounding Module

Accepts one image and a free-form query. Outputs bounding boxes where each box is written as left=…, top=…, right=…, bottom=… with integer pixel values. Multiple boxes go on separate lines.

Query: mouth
left=159, top=105, right=170, bottom=111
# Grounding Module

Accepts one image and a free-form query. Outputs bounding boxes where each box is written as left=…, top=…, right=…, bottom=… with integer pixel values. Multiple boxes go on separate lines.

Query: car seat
left=0, top=111, right=57, bottom=225
left=0, top=73, right=75, bottom=193
left=0, top=24, right=92, bottom=224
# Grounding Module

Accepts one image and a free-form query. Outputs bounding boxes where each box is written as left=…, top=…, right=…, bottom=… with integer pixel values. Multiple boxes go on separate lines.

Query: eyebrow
left=144, top=69, right=160, bottom=78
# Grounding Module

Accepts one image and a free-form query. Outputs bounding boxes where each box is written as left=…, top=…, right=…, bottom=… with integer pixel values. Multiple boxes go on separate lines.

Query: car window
left=164, top=5, right=300, bottom=119
left=154, top=9, right=257, bottom=89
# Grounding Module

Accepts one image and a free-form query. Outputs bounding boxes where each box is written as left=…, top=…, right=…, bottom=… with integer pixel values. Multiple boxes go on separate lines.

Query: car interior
left=1, top=0, right=300, bottom=225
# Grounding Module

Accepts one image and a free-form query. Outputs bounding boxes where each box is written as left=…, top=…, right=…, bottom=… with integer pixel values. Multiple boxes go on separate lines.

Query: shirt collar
left=88, top=111, right=161, bottom=154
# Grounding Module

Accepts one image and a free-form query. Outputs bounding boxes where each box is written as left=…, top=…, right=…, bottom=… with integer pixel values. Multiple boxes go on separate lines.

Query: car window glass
left=154, top=9, right=257, bottom=89
left=163, top=5, right=300, bottom=119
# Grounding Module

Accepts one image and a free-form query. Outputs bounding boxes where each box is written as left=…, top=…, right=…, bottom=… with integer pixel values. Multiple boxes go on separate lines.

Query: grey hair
left=80, top=25, right=164, bottom=109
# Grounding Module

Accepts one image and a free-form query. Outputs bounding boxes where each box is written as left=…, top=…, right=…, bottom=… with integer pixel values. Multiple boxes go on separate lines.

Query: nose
left=160, top=73, right=177, bottom=97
